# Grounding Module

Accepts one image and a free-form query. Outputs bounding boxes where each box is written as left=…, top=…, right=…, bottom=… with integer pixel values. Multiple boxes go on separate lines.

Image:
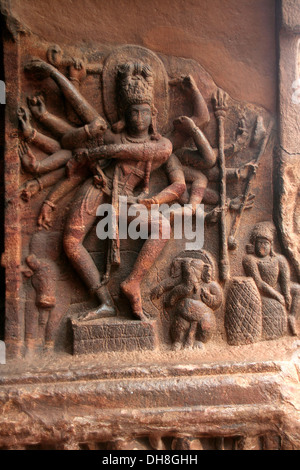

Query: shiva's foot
left=121, top=279, right=147, bottom=321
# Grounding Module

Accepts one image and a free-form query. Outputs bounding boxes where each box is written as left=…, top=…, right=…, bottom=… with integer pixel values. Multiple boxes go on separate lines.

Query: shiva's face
left=255, top=237, right=271, bottom=258
left=126, top=104, right=152, bottom=134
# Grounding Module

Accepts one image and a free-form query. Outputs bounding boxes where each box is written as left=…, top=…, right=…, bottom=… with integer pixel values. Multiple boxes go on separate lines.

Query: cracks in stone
left=280, top=145, right=300, bottom=157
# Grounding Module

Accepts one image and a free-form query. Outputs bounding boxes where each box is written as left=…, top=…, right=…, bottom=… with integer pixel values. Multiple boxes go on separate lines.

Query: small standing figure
left=243, top=222, right=300, bottom=339
left=152, top=251, right=222, bottom=350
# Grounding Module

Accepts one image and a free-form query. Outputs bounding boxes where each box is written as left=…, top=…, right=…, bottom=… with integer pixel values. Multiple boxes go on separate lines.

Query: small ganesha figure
left=151, top=250, right=223, bottom=350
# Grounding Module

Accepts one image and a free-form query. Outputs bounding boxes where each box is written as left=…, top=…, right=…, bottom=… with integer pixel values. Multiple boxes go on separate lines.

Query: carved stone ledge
left=0, top=360, right=299, bottom=450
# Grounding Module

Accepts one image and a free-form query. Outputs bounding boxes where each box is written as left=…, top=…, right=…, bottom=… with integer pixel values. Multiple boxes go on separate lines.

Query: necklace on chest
left=122, top=133, right=150, bottom=144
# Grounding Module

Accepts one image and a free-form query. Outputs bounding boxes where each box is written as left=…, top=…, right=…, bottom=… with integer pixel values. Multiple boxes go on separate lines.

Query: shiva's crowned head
left=113, top=61, right=159, bottom=138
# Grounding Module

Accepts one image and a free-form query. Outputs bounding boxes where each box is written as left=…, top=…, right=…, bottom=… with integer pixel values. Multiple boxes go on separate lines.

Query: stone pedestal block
left=72, top=318, right=158, bottom=354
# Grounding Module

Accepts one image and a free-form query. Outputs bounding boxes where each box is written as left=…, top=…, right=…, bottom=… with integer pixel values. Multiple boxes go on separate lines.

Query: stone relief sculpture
left=151, top=250, right=222, bottom=350
left=243, top=222, right=300, bottom=339
left=1, top=0, right=300, bottom=452
left=226, top=221, right=300, bottom=345
left=3, top=41, right=294, bottom=357
left=25, top=58, right=174, bottom=324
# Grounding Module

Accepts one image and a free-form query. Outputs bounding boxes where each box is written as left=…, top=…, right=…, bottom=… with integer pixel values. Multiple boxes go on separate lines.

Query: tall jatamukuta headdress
left=117, top=62, right=154, bottom=109
left=113, top=61, right=159, bottom=136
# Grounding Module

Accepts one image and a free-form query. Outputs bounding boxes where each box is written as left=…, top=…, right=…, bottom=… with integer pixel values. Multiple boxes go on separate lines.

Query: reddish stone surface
left=0, top=0, right=299, bottom=450
left=8, top=0, right=277, bottom=113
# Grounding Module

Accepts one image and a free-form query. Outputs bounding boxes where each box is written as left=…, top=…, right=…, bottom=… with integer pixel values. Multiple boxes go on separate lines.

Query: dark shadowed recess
left=0, top=16, right=5, bottom=341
